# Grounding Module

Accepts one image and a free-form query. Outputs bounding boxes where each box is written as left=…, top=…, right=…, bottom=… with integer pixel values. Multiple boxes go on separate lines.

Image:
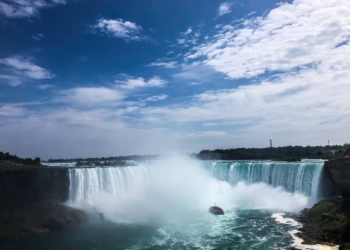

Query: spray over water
left=68, top=156, right=318, bottom=222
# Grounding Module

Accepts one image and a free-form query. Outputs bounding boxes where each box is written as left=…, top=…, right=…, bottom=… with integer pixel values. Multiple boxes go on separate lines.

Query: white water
left=206, top=161, right=324, bottom=201
left=271, top=213, right=338, bottom=250
left=67, top=157, right=323, bottom=222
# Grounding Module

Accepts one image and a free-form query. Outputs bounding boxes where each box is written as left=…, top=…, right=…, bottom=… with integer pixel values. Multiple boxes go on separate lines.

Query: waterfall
left=68, top=160, right=325, bottom=207
left=68, top=166, right=150, bottom=205
left=204, top=161, right=324, bottom=200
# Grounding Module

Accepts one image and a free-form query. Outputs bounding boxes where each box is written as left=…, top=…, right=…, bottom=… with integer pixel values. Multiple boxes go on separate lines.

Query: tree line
left=0, top=152, right=41, bottom=166
left=198, top=144, right=350, bottom=160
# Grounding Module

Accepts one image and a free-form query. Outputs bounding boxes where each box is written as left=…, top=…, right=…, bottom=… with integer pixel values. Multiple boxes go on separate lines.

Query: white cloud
left=144, top=94, right=168, bottom=102
left=218, top=2, right=232, bottom=16
left=190, top=82, right=202, bottom=85
left=37, top=84, right=54, bottom=89
left=116, top=76, right=167, bottom=90
left=141, top=44, right=350, bottom=142
left=175, top=26, right=201, bottom=46
left=0, top=56, right=53, bottom=79
left=0, top=56, right=54, bottom=86
left=173, top=64, right=221, bottom=82
left=189, top=0, right=350, bottom=80
left=187, top=131, right=226, bottom=137
left=0, top=75, right=22, bottom=86
left=1, top=0, right=350, bottom=157
left=177, top=38, right=186, bottom=44
left=32, top=33, right=44, bottom=41
left=92, top=18, right=143, bottom=41
left=0, top=0, right=66, bottom=18
left=58, top=87, right=124, bottom=105
left=0, top=104, right=26, bottom=116
left=183, top=27, right=192, bottom=35
left=147, top=61, right=177, bottom=68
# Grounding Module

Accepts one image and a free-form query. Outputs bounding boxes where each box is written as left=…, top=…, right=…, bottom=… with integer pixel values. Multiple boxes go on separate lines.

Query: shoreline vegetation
left=0, top=147, right=350, bottom=247
left=46, top=144, right=350, bottom=163
left=294, top=198, right=350, bottom=250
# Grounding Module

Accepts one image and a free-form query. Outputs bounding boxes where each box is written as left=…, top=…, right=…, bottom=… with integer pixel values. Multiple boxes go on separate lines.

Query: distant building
left=270, top=139, right=272, bottom=148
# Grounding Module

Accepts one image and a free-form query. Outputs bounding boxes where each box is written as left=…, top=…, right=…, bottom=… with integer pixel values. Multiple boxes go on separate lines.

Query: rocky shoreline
left=0, top=201, right=87, bottom=242
left=293, top=198, right=350, bottom=250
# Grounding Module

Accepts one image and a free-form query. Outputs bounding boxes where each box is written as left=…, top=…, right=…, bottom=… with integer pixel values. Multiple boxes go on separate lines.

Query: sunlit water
left=1, top=157, right=328, bottom=250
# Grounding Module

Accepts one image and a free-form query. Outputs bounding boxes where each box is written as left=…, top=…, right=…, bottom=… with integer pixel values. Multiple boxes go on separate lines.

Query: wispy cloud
left=188, top=0, right=350, bottom=79
left=0, top=75, right=22, bottom=86
left=0, top=0, right=66, bottom=18
left=175, top=26, right=201, bottom=47
left=31, top=33, right=44, bottom=41
left=183, top=27, right=192, bottom=35
left=0, top=104, right=26, bottom=116
left=0, top=56, right=54, bottom=86
left=147, top=61, right=178, bottom=68
left=37, top=84, right=54, bottom=90
left=116, top=76, right=167, bottom=90
left=144, top=94, right=168, bottom=102
left=141, top=45, right=350, bottom=139
left=92, top=18, right=144, bottom=41
left=173, top=64, right=222, bottom=82
left=187, top=131, right=226, bottom=137
left=218, top=2, right=233, bottom=16
left=58, top=87, right=124, bottom=106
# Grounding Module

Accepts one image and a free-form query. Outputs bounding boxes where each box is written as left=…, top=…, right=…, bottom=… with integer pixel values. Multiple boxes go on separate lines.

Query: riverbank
left=0, top=201, right=86, bottom=242
left=295, top=198, right=350, bottom=250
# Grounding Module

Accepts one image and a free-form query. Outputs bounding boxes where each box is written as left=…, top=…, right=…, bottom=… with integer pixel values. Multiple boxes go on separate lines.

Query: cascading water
left=204, top=161, right=324, bottom=201
left=68, top=166, right=150, bottom=205
left=68, top=159, right=325, bottom=214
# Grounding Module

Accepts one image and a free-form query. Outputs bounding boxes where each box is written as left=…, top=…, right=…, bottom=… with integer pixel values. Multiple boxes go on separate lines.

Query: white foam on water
left=290, top=230, right=339, bottom=250
left=271, top=213, right=300, bottom=226
left=272, top=213, right=339, bottom=250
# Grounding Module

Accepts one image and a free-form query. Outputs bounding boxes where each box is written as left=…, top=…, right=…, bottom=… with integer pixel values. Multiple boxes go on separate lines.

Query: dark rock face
left=0, top=168, right=69, bottom=207
left=325, top=161, right=350, bottom=197
left=0, top=167, right=87, bottom=243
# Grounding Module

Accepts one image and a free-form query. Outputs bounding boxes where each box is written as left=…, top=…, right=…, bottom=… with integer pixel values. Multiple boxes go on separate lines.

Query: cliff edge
left=325, top=161, right=350, bottom=197
left=0, top=162, right=87, bottom=243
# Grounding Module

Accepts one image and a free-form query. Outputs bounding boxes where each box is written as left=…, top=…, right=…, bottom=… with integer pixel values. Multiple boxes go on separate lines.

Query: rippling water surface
left=2, top=209, right=298, bottom=250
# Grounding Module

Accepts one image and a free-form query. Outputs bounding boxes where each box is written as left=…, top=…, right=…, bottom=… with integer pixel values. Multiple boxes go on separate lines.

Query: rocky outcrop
left=325, top=161, right=350, bottom=197
left=297, top=199, right=350, bottom=246
left=0, top=201, right=86, bottom=242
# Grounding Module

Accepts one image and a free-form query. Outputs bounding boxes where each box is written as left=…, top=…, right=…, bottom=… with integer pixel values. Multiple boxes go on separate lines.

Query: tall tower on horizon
left=270, top=139, right=272, bottom=148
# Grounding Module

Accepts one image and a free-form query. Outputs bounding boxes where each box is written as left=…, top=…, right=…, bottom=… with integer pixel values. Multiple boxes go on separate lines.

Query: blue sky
left=0, top=0, right=349, bottom=159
